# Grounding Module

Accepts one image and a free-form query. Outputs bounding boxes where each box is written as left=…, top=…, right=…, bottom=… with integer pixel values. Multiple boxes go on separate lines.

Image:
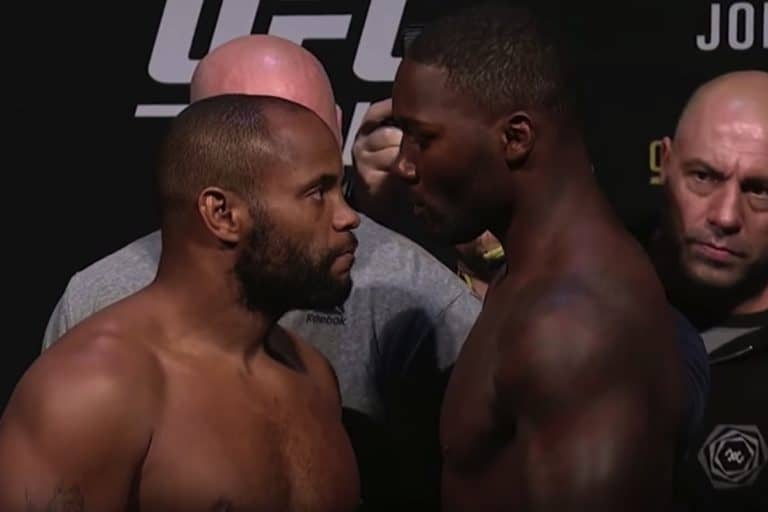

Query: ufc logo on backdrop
left=697, top=2, right=768, bottom=51
left=136, top=0, right=408, bottom=166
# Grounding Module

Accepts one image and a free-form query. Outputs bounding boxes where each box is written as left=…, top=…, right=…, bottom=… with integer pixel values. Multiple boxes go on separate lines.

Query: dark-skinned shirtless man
left=391, top=5, right=687, bottom=511
left=0, top=95, right=360, bottom=511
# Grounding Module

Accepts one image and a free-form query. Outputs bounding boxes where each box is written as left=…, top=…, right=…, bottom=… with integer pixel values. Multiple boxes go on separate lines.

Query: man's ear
left=336, top=104, right=343, bottom=132
left=498, top=112, right=534, bottom=168
left=335, top=104, right=344, bottom=148
left=197, top=187, right=248, bottom=244
left=660, top=136, right=673, bottom=184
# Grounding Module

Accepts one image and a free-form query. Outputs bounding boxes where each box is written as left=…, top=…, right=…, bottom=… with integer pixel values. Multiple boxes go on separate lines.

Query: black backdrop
left=5, top=0, right=766, bottom=408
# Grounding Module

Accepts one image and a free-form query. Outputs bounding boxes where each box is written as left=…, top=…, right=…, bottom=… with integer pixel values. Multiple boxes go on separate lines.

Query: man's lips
left=689, top=240, right=745, bottom=262
left=333, top=237, right=358, bottom=269
left=335, top=252, right=355, bottom=271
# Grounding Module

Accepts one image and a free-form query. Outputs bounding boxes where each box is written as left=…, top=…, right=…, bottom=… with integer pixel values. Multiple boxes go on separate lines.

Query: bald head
left=661, top=70, right=768, bottom=302
left=156, top=94, right=334, bottom=219
left=675, top=70, right=768, bottom=147
left=191, top=35, right=341, bottom=144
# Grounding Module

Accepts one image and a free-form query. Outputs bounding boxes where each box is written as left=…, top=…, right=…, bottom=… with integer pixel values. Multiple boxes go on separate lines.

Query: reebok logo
left=306, top=305, right=346, bottom=326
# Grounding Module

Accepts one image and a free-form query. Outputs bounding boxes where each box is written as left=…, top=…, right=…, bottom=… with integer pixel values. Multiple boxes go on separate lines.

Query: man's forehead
left=678, top=114, right=768, bottom=158
left=273, top=110, right=338, bottom=150
left=393, top=60, right=477, bottom=123
left=262, top=131, right=342, bottom=190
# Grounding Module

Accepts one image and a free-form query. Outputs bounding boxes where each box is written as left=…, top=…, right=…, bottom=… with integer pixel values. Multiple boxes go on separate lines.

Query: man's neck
left=494, top=155, right=607, bottom=277
left=153, top=249, right=279, bottom=360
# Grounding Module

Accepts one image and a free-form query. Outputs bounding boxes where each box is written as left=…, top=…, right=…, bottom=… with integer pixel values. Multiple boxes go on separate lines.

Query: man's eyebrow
left=391, top=116, right=439, bottom=132
left=742, top=175, right=768, bottom=190
left=298, top=171, right=339, bottom=193
left=681, top=158, right=727, bottom=178
left=389, top=116, right=410, bottom=130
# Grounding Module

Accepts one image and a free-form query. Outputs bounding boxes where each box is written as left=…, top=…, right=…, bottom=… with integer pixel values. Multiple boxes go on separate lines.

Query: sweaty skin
left=1, top=314, right=357, bottom=511
left=0, top=100, right=360, bottom=511
left=393, top=57, right=685, bottom=511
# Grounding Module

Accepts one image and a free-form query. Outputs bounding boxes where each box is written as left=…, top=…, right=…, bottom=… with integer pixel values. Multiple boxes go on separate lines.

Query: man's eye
left=409, top=132, right=432, bottom=149
left=692, top=170, right=714, bottom=181
left=745, top=182, right=768, bottom=211
left=309, top=188, right=325, bottom=201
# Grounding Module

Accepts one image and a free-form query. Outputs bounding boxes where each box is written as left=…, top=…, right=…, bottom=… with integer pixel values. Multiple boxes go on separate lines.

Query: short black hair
left=406, top=2, right=578, bottom=120
left=155, top=94, right=305, bottom=217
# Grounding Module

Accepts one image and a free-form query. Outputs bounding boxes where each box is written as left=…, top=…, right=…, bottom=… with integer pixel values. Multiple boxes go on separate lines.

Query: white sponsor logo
left=306, top=305, right=346, bottom=325
left=697, top=2, right=768, bottom=51
left=698, top=424, right=767, bottom=489
left=137, top=0, right=408, bottom=166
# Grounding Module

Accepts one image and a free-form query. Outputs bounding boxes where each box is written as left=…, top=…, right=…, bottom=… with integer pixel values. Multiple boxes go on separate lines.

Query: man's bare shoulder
left=8, top=321, right=164, bottom=435
left=497, top=273, right=669, bottom=346
left=0, top=316, right=164, bottom=510
left=492, top=276, right=674, bottom=412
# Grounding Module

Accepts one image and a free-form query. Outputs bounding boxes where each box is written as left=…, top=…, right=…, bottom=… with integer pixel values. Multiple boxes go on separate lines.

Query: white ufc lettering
left=268, top=15, right=352, bottom=45
left=139, top=0, right=410, bottom=165
left=147, top=0, right=405, bottom=85
left=149, top=0, right=262, bottom=84
left=353, top=0, right=406, bottom=82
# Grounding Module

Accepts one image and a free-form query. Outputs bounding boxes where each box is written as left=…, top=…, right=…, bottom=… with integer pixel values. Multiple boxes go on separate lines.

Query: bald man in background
left=41, top=35, right=480, bottom=509
left=655, top=70, right=768, bottom=511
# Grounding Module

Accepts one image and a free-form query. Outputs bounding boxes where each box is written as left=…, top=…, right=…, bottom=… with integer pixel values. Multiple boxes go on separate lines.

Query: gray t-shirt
left=42, top=213, right=481, bottom=421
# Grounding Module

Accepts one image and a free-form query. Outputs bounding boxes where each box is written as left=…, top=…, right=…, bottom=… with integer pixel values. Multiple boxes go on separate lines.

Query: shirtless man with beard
left=0, top=95, right=360, bottom=511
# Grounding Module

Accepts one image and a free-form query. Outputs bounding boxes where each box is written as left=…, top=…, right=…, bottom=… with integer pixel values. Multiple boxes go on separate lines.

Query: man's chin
left=304, top=278, right=353, bottom=310
left=684, top=259, right=745, bottom=290
left=445, top=224, right=488, bottom=246
left=417, top=214, right=481, bottom=246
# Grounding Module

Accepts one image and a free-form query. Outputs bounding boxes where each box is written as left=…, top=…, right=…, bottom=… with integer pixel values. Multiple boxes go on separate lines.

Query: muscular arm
left=496, top=299, right=682, bottom=511
left=0, top=339, right=156, bottom=511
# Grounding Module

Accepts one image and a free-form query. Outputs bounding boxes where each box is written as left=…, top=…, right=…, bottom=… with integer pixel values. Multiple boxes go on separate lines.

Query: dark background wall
left=5, top=0, right=766, bottom=408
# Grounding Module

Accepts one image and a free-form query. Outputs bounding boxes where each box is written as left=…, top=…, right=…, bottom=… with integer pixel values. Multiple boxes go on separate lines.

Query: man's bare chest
left=137, top=371, right=358, bottom=511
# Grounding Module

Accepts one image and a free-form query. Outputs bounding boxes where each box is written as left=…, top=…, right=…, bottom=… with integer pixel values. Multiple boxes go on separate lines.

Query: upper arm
left=496, top=301, right=679, bottom=511
left=518, top=386, right=670, bottom=511
left=0, top=341, right=155, bottom=510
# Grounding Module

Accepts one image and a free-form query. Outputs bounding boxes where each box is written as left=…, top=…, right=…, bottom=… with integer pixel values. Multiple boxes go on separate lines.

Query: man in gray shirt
left=42, top=35, right=480, bottom=510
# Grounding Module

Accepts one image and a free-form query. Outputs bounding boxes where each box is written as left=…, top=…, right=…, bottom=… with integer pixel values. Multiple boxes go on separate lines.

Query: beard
left=234, top=205, right=353, bottom=315
left=416, top=200, right=485, bottom=245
